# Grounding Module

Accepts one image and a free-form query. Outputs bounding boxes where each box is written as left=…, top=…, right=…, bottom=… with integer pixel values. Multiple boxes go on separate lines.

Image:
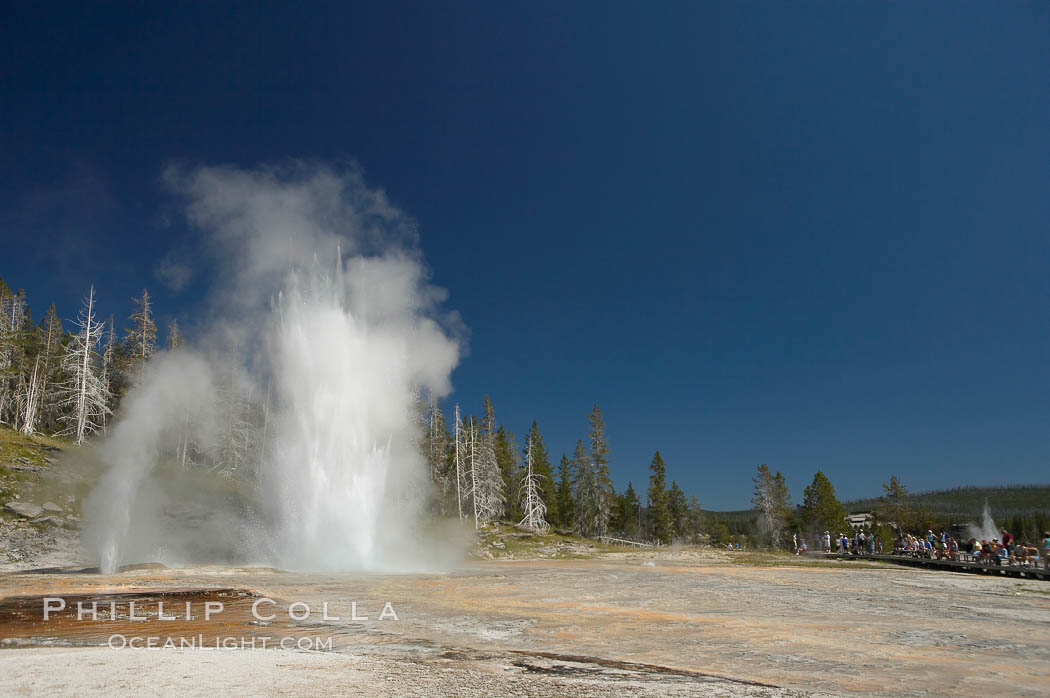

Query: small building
left=846, top=512, right=873, bottom=530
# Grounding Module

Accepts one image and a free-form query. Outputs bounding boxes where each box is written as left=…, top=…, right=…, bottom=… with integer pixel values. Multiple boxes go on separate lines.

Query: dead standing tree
left=59, top=286, right=111, bottom=444
left=519, top=434, right=549, bottom=531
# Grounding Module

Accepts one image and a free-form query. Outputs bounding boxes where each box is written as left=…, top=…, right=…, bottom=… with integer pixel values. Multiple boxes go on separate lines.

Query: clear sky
left=2, top=2, right=1048, bottom=509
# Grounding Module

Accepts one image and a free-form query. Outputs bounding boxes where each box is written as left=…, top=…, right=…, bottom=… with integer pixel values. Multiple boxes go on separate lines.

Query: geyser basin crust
left=1, top=556, right=1048, bottom=696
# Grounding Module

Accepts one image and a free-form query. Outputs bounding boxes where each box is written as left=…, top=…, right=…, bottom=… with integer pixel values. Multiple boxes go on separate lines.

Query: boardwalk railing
left=598, top=536, right=655, bottom=548
left=809, top=552, right=1049, bottom=581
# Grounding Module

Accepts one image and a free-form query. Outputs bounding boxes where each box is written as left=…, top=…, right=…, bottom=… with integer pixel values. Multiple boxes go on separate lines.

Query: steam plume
left=82, top=162, right=462, bottom=572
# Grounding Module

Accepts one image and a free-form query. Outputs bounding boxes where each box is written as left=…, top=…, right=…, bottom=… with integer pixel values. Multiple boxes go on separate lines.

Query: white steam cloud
left=82, top=162, right=463, bottom=572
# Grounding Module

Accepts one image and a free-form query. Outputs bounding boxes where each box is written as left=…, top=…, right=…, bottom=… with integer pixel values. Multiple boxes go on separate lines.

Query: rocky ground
left=0, top=645, right=815, bottom=697
left=0, top=430, right=88, bottom=571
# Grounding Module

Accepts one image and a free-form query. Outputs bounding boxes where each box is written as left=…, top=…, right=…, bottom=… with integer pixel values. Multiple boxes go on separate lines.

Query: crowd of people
left=792, top=530, right=884, bottom=556
left=892, top=528, right=1048, bottom=568
left=791, top=528, right=1050, bottom=569
left=895, top=530, right=958, bottom=559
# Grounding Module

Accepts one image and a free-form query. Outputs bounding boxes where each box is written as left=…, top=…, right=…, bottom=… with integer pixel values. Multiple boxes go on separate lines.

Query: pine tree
left=213, top=381, right=256, bottom=476
left=421, top=395, right=451, bottom=512
left=610, top=487, right=627, bottom=534
left=17, top=355, right=42, bottom=435
left=668, top=480, right=688, bottom=540
left=477, top=396, right=506, bottom=521
left=0, top=279, right=12, bottom=424
left=58, top=286, right=111, bottom=444
left=588, top=404, right=614, bottom=537
left=100, top=315, right=120, bottom=425
left=647, top=451, right=671, bottom=544
left=773, top=472, right=790, bottom=542
left=166, top=318, right=183, bottom=351
left=555, top=454, right=575, bottom=529
left=125, top=288, right=158, bottom=378
left=6, top=290, right=36, bottom=433
left=466, top=413, right=504, bottom=527
left=877, top=475, right=911, bottom=533
left=610, top=481, right=642, bottom=538
left=35, top=303, right=64, bottom=432
left=705, top=513, right=731, bottom=546
left=453, top=404, right=465, bottom=520
left=799, top=471, right=847, bottom=539
left=481, top=396, right=496, bottom=440
left=466, top=415, right=482, bottom=525
left=752, top=464, right=791, bottom=548
left=626, top=482, right=642, bottom=535
left=494, top=426, right=522, bottom=522
left=174, top=404, right=203, bottom=469
left=524, top=421, right=557, bottom=524
left=465, top=414, right=480, bottom=527
left=0, top=284, right=28, bottom=427
left=572, top=439, right=600, bottom=536
left=687, top=493, right=703, bottom=542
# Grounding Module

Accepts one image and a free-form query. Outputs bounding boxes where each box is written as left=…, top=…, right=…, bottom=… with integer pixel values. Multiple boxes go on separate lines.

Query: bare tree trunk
left=75, top=289, right=96, bottom=443
left=38, top=313, right=56, bottom=425
left=59, top=286, right=111, bottom=444
left=518, top=434, right=548, bottom=531
left=454, top=403, right=463, bottom=521
left=470, top=419, right=480, bottom=530
left=19, top=357, right=41, bottom=435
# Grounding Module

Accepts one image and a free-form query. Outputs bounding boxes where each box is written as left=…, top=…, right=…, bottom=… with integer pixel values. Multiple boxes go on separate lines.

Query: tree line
left=7, top=275, right=1044, bottom=547
left=748, top=468, right=1050, bottom=550
left=1, top=276, right=716, bottom=542
left=418, top=397, right=711, bottom=543
left=0, top=278, right=273, bottom=477
left=0, top=277, right=180, bottom=444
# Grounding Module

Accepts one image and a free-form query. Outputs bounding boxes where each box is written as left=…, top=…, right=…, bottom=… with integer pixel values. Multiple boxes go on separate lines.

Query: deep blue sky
left=2, top=2, right=1048, bottom=509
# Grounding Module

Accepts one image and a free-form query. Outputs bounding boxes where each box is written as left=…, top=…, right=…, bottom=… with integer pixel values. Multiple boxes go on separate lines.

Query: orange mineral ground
left=1, top=554, right=1048, bottom=696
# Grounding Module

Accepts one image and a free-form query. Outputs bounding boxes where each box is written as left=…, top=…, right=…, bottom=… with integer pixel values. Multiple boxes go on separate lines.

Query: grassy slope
left=477, top=522, right=630, bottom=559
left=0, top=426, right=68, bottom=465
left=0, top=426, right=70, bottom=506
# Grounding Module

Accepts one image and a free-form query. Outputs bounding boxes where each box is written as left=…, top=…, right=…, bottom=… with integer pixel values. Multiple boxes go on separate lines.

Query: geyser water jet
left=83, top=163, right=462, bottom=572
left=262, top=260, right=455, bottom=570
left=967, top=500, right=999, bottom=542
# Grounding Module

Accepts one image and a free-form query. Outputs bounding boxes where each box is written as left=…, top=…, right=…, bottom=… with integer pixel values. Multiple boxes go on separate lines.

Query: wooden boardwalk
left=810, top=551, right=1050, bottom=580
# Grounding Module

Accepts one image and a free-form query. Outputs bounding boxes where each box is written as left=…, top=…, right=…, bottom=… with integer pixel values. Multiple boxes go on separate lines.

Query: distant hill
left=706, top=484, right=1050, bottom=527
left=842, top=484, right=1050, bottom=521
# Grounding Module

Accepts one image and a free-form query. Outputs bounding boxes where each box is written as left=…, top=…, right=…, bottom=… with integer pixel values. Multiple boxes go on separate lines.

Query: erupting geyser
left=264, top=257, right=457, bottom=570
left=83, top=162, right=462, bottom=572
left=967, top=500, right=1000, bottom=543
